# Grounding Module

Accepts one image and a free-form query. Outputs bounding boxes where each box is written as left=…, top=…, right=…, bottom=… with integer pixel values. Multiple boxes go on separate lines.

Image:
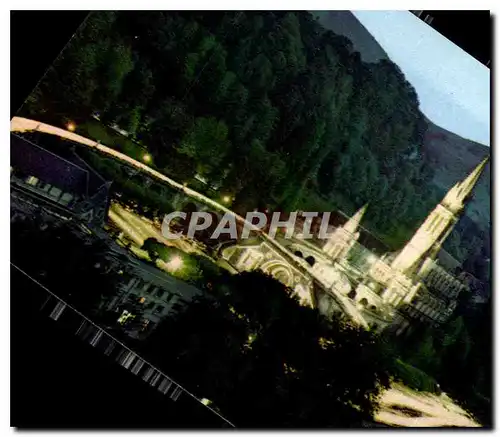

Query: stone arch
left=294, top=250, right=304, bottom=258
left=369, top=304, right=378, bottom=312
left=347, top=289, right=357, bottom=300
left=260, top=260, right=294, bottom=287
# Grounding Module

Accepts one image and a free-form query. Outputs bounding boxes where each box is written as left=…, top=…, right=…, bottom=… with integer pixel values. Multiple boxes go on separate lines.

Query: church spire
left=390, top=157, right=489, bottom=275
left=322, top=204, right=368, bottom=260
left=442, top=156, right=489, bottom=213
left=343, top=203, right=368, bottom=234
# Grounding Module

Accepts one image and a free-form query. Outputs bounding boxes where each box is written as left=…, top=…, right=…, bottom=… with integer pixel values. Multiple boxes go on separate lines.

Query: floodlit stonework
left=220, top=157, right=488, bottom=335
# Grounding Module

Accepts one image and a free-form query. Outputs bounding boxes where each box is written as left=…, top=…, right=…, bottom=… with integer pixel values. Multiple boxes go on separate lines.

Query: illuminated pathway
left=10, top=116, right=368, bottom=326
left=374, top=384, right=479, bottom=427
left=110, top=203, right=198, bottom=255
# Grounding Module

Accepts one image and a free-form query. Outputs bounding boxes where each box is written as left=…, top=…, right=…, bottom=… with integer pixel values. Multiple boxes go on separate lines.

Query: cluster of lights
left=166, top=255, right=183, bottom=271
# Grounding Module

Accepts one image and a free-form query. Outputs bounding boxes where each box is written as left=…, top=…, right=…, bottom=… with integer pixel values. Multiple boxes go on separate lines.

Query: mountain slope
left=311, top=11, right=389, bottom=63
left=423, top=117, right=490, bottom=229
left=312, top=10, right=490, bottom=230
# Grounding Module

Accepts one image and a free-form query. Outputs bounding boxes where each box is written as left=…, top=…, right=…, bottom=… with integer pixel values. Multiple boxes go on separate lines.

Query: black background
left=10, top=10, right=491, bottom=118
left=423, top=11, right=491, bottom=66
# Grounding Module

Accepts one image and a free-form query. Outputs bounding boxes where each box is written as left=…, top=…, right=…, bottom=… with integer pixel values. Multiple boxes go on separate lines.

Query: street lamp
left=222, top=195, right=231, bottom=204
left=143, top=153, right=152, bottom=163
left=66, top=122, right=76, bottom=132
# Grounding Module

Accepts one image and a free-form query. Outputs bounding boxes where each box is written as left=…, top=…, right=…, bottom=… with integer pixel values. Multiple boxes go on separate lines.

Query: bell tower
left=323, top=204, right=368, bottom=260
left=391, top=157, right=489, bottom=275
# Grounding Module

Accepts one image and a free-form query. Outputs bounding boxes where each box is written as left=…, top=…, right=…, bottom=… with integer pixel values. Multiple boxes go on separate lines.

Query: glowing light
left=66, top=122, right=76, bottom=132
left=142, top=153, right=152, bottom=163
left=117, top=310, right=135, bottom=324
left=222, top=195, right=231, bottom=203
left=166, top=256, right=183, bottom=271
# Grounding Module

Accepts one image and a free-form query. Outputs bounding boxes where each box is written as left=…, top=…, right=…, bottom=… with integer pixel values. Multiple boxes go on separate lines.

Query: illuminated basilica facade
left=221, top=157, right=489, bottom=334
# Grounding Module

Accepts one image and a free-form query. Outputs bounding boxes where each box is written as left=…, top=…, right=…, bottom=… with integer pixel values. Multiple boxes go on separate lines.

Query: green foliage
left=389, top=300, right=493, bottom=427
left=391, top=359, right=439, bottom=394
left=21, top=11, right=445, bottom=249
left=177, top=117, right=231, bottom=177
left=78, top=119, right=146, bottom=161
left=142, top=237, right=163, bottom=261
left=138, top=271, right=391, bottom=427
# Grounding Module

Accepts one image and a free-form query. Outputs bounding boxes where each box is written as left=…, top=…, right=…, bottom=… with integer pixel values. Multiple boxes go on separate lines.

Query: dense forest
left=16, top=12, right=491, bottom=425
left=21, top=10, right=490, bottom=294
left=22, top=11, right=444, bottom=249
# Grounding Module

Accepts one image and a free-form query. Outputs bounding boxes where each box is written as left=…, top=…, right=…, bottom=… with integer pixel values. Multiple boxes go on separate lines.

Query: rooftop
left=11, top=133, right=108, bottom=197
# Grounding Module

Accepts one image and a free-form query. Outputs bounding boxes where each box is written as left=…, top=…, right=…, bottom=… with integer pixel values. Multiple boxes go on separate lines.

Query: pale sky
left=352, top=11, right=490, bottom=147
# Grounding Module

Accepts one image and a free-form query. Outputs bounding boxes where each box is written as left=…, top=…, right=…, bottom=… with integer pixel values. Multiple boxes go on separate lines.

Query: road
left=10, top=117, right=323, bottom=309
left=374, top=383, right=479, bottom=427
left=109, top=202, right=198, bottom=254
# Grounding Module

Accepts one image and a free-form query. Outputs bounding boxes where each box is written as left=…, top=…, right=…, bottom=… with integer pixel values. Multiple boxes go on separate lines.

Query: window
left=358, top=298, right=368, bottom=308
left=26, top=176, right=39, bottom=186
left=426, top=215, right=439, bottom=231
left=142, top=283, right=152, bottom=293
left=431, top=217, right=444, bottom=234
left=145, top=302, right=155, bottom=310
left=153, top=305, right=165, bottom=315
left=49, top=186, right=62, bottom=199
left=165, top=293, right=174, bottom=302
left=126, top=277, right=136, bottom=289
left=155, top=289, right=164, bottom=298
left=238, top=252, right=251, bottom=269
left=59, top=192, right=74, bottom=206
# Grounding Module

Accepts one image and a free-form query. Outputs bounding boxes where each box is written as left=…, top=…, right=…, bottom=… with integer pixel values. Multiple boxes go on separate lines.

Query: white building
left=220, top=157, right=489, bottom=335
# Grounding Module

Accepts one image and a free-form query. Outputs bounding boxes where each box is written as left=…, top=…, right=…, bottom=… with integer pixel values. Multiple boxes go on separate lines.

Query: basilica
left=220, top=157, right=489, bottom=335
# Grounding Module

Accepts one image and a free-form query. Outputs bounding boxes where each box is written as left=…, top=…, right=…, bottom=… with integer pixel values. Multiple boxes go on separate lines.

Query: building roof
left=104, top=237, right=202, bottom=301
left=11, top=133, right=108, bottom=197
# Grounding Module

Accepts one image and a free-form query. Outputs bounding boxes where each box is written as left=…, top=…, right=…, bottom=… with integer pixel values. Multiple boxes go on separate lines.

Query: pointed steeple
left=343, top=203, right=368, bottom=234
left=391, top=156, right=489, bottom=275
left=442, top=156, right=489, bottom=213
left=322, top=204, right=368, bottom=260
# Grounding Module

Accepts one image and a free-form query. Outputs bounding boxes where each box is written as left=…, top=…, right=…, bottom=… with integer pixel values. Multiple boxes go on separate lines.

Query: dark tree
left=139, top=271, right=391, bottom=427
